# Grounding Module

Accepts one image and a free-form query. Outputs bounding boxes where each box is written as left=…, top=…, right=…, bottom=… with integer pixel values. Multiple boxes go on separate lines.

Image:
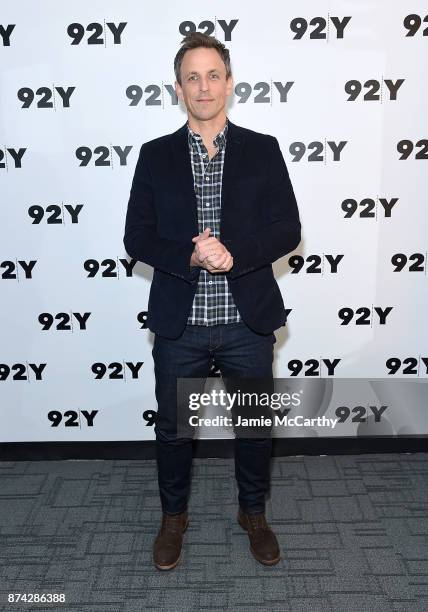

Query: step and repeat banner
left=1, top=1, right=427, bottom=443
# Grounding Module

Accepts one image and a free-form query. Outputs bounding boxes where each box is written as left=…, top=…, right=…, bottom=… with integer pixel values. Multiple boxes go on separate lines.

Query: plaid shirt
left=186, top=118, right=242, bottom=326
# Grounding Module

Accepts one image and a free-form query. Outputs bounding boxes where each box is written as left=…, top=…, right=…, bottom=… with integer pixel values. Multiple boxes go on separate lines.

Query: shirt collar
left=187, top=117, right=228, bottom=150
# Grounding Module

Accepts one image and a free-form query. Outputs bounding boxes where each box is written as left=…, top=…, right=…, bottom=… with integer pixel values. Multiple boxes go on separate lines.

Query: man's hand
left=190, top=228, right=233, bottom=273
left=205, top=250, right=233, bottom=272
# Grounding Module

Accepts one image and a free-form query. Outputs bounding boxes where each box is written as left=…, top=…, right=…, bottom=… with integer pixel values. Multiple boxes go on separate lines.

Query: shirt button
left=202, top=154, right=207, bottom=158
left=205, top=176, right=210, bottom=181
left=205, top=203, right=210, bottom=207
left=208, top=281, right=213, bottom=284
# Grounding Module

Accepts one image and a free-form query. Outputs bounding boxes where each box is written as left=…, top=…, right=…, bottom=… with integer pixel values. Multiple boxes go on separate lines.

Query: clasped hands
left=190, top=227, right=233, bottom=273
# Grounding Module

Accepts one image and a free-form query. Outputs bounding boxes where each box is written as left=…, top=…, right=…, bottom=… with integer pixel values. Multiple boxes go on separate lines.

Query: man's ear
left=226, top=75, right=234, bottom=96
left=175, top=80, right=183, bottom=101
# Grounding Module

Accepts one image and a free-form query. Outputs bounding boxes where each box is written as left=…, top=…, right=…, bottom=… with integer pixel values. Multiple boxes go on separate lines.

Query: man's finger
left=207, top=252, right=228, bottom=269
left=192, top=228, right=211, bottom=243
left=197, top=237, right=221, bottom=248
left=206, top=251, right=232, bottom=272
left=197, top=242, right=225, bottom=257
left=199, top=252, right=223, bottom=265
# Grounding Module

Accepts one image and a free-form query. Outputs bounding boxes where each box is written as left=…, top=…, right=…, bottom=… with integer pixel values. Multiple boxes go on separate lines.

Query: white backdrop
left=1, top=1, right=427, bottom=442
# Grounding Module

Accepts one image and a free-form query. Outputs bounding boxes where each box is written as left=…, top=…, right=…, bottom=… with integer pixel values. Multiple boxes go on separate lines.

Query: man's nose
left=199, top=77, right=209, bottom=91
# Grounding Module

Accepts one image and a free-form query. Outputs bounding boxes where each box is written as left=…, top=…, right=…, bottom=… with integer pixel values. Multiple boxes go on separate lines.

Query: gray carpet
left=1, top=452, right=427, bottom=611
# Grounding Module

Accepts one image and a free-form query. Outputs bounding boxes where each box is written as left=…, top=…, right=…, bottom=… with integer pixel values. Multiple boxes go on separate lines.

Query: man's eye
left=211, top=74, right=219, bottom=79
left=189, top=75, right=198, bottom=81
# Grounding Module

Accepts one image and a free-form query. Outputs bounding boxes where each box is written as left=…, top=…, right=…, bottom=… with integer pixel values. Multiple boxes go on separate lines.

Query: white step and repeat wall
left=1, top=1, right=427, bottom=442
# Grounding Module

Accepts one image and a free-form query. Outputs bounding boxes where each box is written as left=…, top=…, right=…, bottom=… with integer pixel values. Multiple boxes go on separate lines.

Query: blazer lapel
left=170, top=121, right=199, bottom=235
left=221, top=119, right=244, bottom=206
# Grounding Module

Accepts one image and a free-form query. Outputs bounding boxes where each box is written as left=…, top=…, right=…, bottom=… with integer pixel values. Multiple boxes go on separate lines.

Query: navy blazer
left=123, top=119, right=301, bottom=339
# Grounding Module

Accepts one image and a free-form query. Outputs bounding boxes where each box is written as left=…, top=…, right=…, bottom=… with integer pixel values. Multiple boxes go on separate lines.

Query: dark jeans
left=152, top=321, right=276, bottom=515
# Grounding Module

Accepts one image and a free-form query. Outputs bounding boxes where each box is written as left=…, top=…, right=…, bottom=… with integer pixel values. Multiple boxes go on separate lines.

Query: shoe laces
left=161, top=513, right=185, bottom=535
left=246, top=512, right=269, bottom=532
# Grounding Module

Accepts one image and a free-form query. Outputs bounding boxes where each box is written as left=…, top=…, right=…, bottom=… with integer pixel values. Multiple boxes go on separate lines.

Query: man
left=123, top=32, right=301, bottom=570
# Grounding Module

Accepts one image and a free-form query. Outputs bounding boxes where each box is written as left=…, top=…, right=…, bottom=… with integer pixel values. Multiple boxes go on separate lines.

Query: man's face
left=175, top=47, right=233, bottom=123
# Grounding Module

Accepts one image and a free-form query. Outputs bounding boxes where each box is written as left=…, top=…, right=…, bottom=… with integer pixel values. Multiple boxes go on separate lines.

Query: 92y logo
left=48, top=410, right=98, bottom=427
left=28, top=203, right=84, bottom=224
left=338, top=307, right=393, bottom=326
left=75, top=146, right=132, bottom=167
left=92, top=362, right=144, bottom=379
left=290, top=16, right=351, bottom=39
left=345, top=79, right=404, bottom=102
left=179, top=19, right=238, bottom=40
left=67, top=22, right=126, bottom=45
left=84, top=258, right=136, bottom=277
left=288, top=255, right=344, bottom=274
left=18, top=86, right=75, bottom=109
left=290, top=141, right=347, bottom=162
left=335, top=405, right=387, bottom=422
left=342, top=197, right=399, bottom=219
left=288, top=359, right=341, bottom=376
left=0, top=363, right=46, bottom=381
left=38, top=312, right=91, bottom=331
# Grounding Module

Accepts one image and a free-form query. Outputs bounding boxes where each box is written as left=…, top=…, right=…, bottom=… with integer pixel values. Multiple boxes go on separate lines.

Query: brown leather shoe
left=153, top=511, right=189, bottom=570
left=237, top=508, right=281, bottom=565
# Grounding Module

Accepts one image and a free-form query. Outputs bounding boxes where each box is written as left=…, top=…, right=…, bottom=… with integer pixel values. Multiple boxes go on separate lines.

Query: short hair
left=174, top=32, right=232, bottom=86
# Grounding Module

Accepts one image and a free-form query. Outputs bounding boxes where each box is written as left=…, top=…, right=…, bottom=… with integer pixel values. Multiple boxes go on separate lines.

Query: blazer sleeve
left=224, top=136, right=301, bottom=280
left=123, top=143, right=199, bottom=283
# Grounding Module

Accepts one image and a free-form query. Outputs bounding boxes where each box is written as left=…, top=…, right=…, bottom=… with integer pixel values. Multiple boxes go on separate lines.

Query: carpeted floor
left=0, top=452, right=427, bottom=611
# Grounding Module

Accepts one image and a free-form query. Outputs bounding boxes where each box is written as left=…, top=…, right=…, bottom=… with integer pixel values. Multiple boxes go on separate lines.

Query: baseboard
left=0, top=436, right=427, bottom=461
